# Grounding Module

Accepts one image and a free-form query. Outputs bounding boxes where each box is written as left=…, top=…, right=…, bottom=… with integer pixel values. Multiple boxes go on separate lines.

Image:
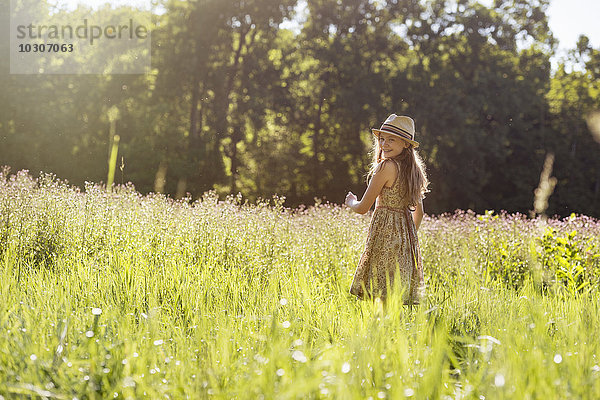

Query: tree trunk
left=225, top=27, right=258, bottom=194
left=312, top=90, right=325, bottom=191
left=189, top=72, right=200, bottom=140
left=230, top=129, right=240, bottom=194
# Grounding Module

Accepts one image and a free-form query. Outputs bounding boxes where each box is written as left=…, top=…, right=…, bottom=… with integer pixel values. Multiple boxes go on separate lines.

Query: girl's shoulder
left=380, top=158, right=401, bottom=172
left=374, top=158, right=396, bottom=173
left=375, top=159, right=399, bottom=188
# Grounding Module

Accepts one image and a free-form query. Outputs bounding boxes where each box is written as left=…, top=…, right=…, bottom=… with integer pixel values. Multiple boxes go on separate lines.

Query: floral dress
left=349, top=158, right=425, bottom=305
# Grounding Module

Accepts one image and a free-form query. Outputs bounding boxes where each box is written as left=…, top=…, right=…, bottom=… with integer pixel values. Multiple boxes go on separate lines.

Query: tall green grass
left=1, top=168, right=599, bottom=399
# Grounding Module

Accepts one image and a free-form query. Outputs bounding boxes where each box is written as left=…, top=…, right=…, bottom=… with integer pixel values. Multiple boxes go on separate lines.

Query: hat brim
left=372, top=128, right=419, bottom=148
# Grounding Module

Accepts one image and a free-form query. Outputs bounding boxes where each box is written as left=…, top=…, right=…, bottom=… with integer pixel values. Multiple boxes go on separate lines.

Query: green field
left=1, top=169, right=600, bottom=399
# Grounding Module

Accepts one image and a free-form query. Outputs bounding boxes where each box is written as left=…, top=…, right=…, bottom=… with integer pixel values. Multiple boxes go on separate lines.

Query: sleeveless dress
left=349, top=158, right=425, bottom=305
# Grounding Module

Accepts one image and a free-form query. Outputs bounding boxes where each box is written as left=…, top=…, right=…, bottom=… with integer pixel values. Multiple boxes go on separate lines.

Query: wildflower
left=292, top=350, right=307, bottom=363
left=494, top=373, right=505, bottom=387
left=554, top=354, right=562, bottom=364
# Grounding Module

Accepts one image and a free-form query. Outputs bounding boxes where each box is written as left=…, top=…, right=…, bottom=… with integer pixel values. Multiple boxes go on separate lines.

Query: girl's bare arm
left=346, top=160, right=394, bottom=214
left=412, top=199, right=424, bottom=230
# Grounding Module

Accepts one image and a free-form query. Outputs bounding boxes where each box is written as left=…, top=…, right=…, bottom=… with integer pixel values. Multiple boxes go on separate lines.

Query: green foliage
left=536, top=225, right=600, bottom=297
left=1, top=0, right=600, bottom=217
left=485, top=239, right=530, bottom=291
left=477, top=210, right=530, bottom=291
left=1, top=172, right=600, bottom=397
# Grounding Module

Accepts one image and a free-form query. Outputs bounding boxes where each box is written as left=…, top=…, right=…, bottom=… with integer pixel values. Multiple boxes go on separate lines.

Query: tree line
left=1, top=0, right=599, bottom=217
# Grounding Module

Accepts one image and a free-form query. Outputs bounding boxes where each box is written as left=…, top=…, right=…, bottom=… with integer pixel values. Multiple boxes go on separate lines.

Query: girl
left=345, top=114, right=429, bottom=306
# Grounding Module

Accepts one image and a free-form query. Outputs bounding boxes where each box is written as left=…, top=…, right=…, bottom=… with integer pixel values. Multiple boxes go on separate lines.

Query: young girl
left=345, top=114, right=429, bottom=306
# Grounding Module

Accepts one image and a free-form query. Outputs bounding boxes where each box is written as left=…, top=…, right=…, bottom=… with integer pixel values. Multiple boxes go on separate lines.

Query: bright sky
left=548, top=0, right=600, bottom=50
left=547, top=0, right=600, bottom=68
left=53, top=0, right=600, bottom=67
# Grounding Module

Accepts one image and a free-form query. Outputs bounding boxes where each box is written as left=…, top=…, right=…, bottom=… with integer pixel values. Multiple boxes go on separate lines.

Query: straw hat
left=372, top=114, right=419, bottom=148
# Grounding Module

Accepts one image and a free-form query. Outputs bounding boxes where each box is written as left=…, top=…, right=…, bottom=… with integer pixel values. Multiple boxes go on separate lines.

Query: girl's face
left=378, top=132, right=410, bottom=158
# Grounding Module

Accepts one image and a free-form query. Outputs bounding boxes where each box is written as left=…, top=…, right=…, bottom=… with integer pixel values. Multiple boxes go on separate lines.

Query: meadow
left=1, top=167, right=600, bottom=399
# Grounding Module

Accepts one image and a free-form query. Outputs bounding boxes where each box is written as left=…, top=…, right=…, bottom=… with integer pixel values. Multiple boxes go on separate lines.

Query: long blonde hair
left=366, top=135, right=430, bottom=208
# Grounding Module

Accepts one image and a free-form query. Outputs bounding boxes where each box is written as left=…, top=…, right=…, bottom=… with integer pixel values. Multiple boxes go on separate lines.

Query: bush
left=536, top=226, right=600, bottom=296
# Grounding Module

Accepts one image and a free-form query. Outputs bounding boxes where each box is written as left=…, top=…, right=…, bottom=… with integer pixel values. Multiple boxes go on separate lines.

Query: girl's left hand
left=345, top=191, right=357, bottom=208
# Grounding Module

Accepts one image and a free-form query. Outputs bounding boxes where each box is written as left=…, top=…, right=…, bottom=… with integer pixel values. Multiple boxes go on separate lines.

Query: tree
left=546, top=36, right=600, bottom=216
left=394, top=0, right=555, bottom=214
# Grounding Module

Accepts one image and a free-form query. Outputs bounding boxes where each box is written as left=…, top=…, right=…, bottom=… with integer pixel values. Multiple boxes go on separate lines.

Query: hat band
left=380, top=123, right=414, bottom=141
